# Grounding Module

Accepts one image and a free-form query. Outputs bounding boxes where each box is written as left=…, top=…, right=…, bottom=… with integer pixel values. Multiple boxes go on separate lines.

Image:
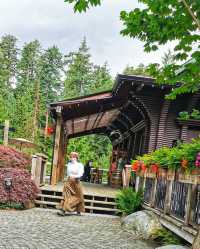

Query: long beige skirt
left=59, top=177, right=85, bottom=213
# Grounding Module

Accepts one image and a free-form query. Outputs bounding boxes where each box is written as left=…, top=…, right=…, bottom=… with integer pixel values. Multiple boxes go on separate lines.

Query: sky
left=0, top=0, right=172, bottom=76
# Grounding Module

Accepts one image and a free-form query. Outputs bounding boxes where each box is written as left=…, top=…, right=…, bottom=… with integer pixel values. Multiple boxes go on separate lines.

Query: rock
left=192, top=229, right=200, bottom=249
left=155, top=245, right=189, bottom=249
left=121, top=210, right=162, bottom=239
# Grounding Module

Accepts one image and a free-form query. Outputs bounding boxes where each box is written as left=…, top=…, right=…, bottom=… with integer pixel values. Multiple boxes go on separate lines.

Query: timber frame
left=49, top=74, right=200, bottom=185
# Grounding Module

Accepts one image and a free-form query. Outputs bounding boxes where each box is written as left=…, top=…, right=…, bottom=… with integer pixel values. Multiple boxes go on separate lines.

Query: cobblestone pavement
left=0, top=208, right=156, bottom=249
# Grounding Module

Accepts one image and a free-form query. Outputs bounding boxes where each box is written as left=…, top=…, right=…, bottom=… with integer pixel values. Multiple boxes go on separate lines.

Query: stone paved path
left=0, top=208, right=156, bottom=249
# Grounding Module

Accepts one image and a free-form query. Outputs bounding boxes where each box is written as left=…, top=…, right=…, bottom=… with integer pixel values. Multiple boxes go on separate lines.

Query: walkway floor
left=41, top=182, right=119, bottom=198
left=0, top=208, right=157, bottom=249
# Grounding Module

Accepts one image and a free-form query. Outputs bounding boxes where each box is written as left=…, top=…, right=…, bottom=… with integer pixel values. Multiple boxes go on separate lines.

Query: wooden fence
left=136, top=169, right=200, bottom=231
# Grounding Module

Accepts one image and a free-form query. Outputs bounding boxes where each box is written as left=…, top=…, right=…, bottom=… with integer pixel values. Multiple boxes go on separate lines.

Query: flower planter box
left=176, top=118, right=200, bottom=128
left=157, top=168, right=168, bottom=178
left=167, top=169, right=175, bottom=180
left=146, top=169, right=156, bottom=178
left=191, top=168, right=200, bottom=175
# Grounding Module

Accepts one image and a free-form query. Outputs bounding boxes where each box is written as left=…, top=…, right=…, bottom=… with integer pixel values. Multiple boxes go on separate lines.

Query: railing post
left=184, top=183, right=192, bottom=225
left=164, top=180, right=173, bottom=214
left=189, top=181, right=198, bottom=226
left=150, top=177, right=157, bottom=207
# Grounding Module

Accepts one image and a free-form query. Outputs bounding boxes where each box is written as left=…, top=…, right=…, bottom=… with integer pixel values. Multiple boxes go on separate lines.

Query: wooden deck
left=40, top=181, right=120, bottom=198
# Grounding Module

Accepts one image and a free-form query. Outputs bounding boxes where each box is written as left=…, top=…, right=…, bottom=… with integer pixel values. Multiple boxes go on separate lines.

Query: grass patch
left=152, top=228, right=185, bottom=246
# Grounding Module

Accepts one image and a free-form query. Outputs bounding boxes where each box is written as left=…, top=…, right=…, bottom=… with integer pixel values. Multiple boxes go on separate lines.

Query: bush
left=0, top=202, right=24, bottom=210
left=0, top=145, right=31, bottom=169
left=135, top=138, right=200, bottom=172
left=0, top=168, right=39, bottom=205
left=116, top=188, right=143, bottom=215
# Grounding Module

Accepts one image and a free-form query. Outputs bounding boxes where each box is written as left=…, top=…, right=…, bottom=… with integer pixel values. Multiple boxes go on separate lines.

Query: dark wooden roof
left=49, top=74, right=169, bottom=138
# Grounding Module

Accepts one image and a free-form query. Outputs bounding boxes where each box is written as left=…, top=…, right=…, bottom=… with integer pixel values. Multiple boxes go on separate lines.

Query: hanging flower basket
left=167, top=169, right=175, bottom=180
left=46, top=126, right=54, bottom=135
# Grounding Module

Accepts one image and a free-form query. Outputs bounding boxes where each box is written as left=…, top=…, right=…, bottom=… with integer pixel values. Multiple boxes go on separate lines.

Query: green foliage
left=67, top=134, right=112, bottom=168
left=0, top=34, right=113, bottom=168
left=137, top=138, right=200, bottom=171
left=152, top=228, right=183, bottom=246
left=191, top=109, right=200, bottom=120
left=123, top=63, right=150, bottom=77
left=64, top=38, right=113, bottom=98
left=178, top=111, right=190, bottom=120
left=116, top=188, right=143, bottom=215
left=64, top=0, right=200, bottom=99
left=0, top=202, right=24, bottom=210
left=64, top=0, right=101, bottom=12
left=178, top=109, right=200, bottom=120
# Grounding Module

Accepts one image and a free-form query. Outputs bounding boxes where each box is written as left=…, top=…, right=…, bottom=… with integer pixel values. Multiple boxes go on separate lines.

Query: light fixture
left=4, top=178, right=13, bottom=190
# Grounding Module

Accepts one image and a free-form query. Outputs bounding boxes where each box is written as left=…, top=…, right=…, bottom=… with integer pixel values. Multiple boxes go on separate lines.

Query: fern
left=116, top=188, right=143, bottom=215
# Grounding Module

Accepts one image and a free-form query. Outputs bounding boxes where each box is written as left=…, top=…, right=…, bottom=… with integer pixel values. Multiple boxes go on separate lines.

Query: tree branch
left=181, top=0, right=200, bottom=30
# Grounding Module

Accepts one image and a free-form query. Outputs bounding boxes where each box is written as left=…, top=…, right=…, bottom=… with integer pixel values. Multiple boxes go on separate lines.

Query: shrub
left=0, top=168, right=39, bottom=205
left=116, top=188, right=143, bottom=215
left=0, top=145, right=31, bottom=169
left=190, top=109, right=200, bottom=120
left=178, top=111, right=190, bottom=120
left=0, top=202, right=24, bottom=210
left=135, top=138, right=200, bottom=172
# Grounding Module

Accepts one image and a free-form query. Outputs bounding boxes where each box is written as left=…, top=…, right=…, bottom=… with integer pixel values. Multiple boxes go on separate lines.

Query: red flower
left=141, top=163, right=147, bottom=172
left=151, top=164, right=159, bottom=173
left=181, top=159, right=188, bottom=169
left=132, top=161, right=140, bottom=172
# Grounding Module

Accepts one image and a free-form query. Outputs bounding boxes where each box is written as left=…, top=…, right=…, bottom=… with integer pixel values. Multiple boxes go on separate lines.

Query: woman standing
left=57, top=152, right=85, bottom=216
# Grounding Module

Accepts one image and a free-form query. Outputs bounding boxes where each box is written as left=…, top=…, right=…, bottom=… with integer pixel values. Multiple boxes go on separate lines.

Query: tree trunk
left=32, top=80, right=40, bottom=140
left=192, top=229, right=200, bottom=249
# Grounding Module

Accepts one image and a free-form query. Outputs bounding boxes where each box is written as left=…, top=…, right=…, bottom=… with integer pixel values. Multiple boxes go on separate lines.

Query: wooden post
left=150, top=177, right=158, bottom=207
left=3, top=120, right=9, bottom=146
left=184, top=183, right=192, bottom=225
left=164, top=180, right=173, bottom=214
left=51, top=106, right=62, bottom=185
left=189, top=183, right=198, bottom=226
left=57, top=130, right=67, bottom=182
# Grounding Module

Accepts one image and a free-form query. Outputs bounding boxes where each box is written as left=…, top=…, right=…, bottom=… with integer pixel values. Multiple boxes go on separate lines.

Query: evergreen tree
left=39, top=46, right=64, bottom=127
left=64, top=38, right=93, bottom=98
left=90, top=63, right=113, bottom=93
left=0, top=35, right=18, bottom=123
left=123, top=63, right=150, bottom=76
left=14, top=40, right=41, bottom=140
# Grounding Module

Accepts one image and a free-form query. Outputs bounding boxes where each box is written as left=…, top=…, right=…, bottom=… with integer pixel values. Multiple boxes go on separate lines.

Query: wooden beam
left=84, top=115, right=90, bottom=131
left=91, top=107, right=103, bottom=129
left=71, top=118, right=75, bottom=135
left=95, top=111, right=106, bottom=128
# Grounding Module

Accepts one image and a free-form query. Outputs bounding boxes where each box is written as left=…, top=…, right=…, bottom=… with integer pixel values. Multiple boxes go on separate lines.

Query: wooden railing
left=135, top=169, right=200, bottom=229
